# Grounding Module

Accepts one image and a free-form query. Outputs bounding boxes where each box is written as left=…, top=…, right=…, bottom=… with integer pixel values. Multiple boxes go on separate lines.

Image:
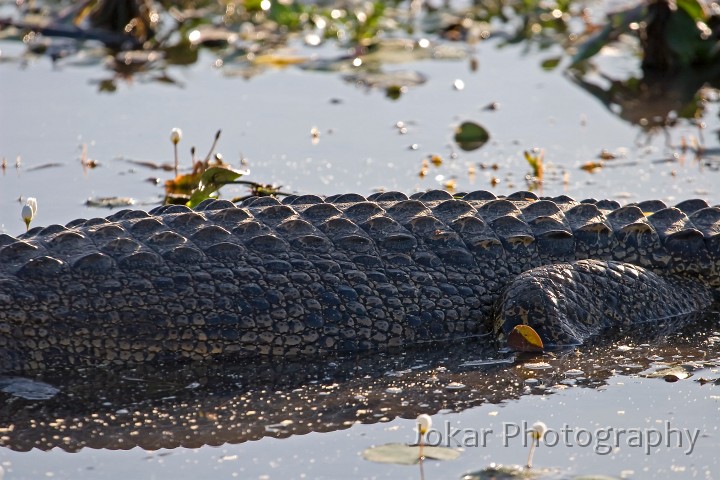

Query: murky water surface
left=1, top=1, right=719, bottom=478
left=1, top=17, right=719, bottom=230
left=1, top=319, right=720, bottom=479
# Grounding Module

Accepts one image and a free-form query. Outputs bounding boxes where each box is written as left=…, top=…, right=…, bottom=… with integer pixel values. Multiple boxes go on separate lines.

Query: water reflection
left=4, top=0, right=720, bottom=129
left=568, top=66, right=720, bottom=136
left=1, top=314, right=717, bottom=453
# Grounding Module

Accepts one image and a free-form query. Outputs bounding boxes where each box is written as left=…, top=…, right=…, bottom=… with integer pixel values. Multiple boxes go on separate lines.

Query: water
left=3, top=379, right=718, bottom=479
left=1, top=3, right=720, bottom=478
left=1, top=326, right=719, bottom=479
left=1, top=36, right=718, bottom=232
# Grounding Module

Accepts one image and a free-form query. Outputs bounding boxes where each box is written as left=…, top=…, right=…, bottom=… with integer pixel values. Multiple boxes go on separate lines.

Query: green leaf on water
left=187, top=166, right=246, bottom=208
left=676, top=0, right=707, bottom=22
left=454, top=121, right=490, bottom=151
left=386, top=85, right=405, bottom=100
left=362, top=443, right=460, bottom=465
left=199, top=166, right=246, bottom=187
left=540, top=56, right=561, bottom=71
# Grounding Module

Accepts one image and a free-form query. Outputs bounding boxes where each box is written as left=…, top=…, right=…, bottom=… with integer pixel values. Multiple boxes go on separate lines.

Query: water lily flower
left=170, top=128, right=182, bottom=145
left=21, top=197, right=37, bottom=231
left=416, top=414, right=432, bottom=459
left=526, top=421, right=547, bottom=469
left=170, top=128, right=182, bottom=177
left=530, top=421, right=547, bottom=439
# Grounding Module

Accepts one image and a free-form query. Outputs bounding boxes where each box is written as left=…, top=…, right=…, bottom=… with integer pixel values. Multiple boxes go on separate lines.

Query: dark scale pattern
left=0, top=190, right=719, bottom=371
left=497, top=259, right=714, bottom=345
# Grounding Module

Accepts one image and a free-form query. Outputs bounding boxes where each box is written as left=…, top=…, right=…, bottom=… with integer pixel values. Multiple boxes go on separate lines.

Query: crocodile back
left=0, top=190, right=718, bottom=369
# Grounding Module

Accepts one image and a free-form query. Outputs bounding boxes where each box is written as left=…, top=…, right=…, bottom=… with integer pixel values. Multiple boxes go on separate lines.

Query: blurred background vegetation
left=2, top=0, right=719, bottom=204
left=4, top=0, right=719, bottom=119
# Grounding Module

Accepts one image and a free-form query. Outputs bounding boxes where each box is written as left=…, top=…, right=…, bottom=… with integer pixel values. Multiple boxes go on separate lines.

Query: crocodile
left=0, top=189, right=718, bottom=372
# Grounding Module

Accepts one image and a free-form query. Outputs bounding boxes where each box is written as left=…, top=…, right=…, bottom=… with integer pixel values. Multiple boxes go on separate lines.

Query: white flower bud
left=530, top=421, right=547, bottom=440
left=170, top=128, right=183, bottom=145
left=22, top=205, right=33, bottom=223
left=416, top=414, right=432, bottom=435
left=21, top=204, right=33, bottom=222
left=26, top=197, right=37, bottom=215
left=21, top=198, right=36, bottom=231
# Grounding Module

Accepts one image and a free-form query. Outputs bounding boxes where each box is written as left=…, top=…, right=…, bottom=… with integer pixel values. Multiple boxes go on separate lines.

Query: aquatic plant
left=20, top=197, right=37, bottom=231
left=170, top=127, right=182, bottom=177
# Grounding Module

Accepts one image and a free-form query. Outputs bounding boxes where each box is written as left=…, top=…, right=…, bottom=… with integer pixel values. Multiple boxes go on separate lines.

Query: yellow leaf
left=580, top=161, right=603, bottom=173
left=252, top=55, right=307, bottom=67
left=507, top=325, right=544, bottom=352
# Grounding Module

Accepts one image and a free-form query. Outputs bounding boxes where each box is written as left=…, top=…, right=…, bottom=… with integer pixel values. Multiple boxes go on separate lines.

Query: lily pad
left=462, top=465, right=605, bottom=479
left=362, top=443, right=460, bottom=465
left=461, top=465, right=540, bottom=479
left=454, top=121, right=490, bottom=151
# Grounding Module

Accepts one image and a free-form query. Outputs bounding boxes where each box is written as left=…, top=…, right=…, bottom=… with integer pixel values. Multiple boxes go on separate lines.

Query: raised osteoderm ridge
left=0, top=190, right=718, bottom=371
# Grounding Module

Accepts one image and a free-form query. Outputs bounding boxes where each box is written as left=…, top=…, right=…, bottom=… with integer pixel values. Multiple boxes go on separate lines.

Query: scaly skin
left=0, top=189, right=718, bottom=371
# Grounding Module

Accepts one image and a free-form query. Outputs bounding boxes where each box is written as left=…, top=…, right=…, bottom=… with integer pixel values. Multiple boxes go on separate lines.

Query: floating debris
left=445, top=381, right=466, bottom=390
left=0, top=377, right=59, bottom=401
left=581, top=161, right=604, bottom=173
left=599, top=149, right=618, bottom=160
left=85, top=196, right=136, bottom=208
left=311, top=127, right=320, bottom=144
left=343, top=70, right=427, bottom=96
left=362, top=443, right=460, bottom=465
left=26, top=162, right=64, bottom=171
left=644, top=365, right=694, bottom=382
left=188, top=26, right=238, bottom=47
left=522, top=362, right=553, bottom=370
